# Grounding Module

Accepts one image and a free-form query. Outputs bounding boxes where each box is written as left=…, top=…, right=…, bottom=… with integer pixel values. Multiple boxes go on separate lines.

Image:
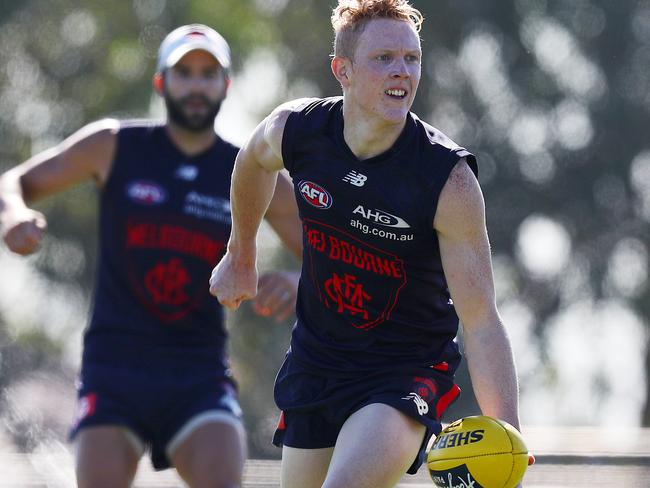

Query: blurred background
left=0, top=0, right=648, bottom=462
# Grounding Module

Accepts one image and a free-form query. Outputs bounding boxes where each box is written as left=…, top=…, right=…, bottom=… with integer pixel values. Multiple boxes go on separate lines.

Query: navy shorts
left=272, top=357, right=460, bottom=475
left=70, top=363, right=242, bottom=470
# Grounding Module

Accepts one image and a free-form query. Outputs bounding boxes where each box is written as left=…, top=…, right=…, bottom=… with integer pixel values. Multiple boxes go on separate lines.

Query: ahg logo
left=299, top=181, right=333, bottom=209
left=352, top=205, right=410, bottom=228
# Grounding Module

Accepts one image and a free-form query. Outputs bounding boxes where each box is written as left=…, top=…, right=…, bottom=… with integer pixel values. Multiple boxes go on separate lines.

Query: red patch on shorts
left=276, top=411, right=286, bottom=431
left=75, top=392, right=97, bottom=424
left=435, top=384, right=461, bottom=420
left=430, top=362, right=449, bottom=372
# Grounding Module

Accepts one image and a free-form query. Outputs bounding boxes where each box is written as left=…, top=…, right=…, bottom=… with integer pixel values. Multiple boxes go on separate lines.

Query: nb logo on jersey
left=402, top=392, right=429, bottom=415
left=175, top=165, right=199, bottom=181
left=343, top=170, right=367, bottom=187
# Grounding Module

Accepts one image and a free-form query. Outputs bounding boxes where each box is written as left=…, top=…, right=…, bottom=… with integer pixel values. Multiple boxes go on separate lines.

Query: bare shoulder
left=434, top=158, right=485, bottom=237
left=263, top=98, right=319, bottom=155
left=58, top=118, right=120, bottom=166
left=249, top=98, right=318, bottom=171
left=267, top=98, right=319, bottom=128
left=10, top=119, right=121, bottom=201
left=65, top=118, right=119, bottom=150
left=57, top=118, right=120, bottom=185
left=76, top=118, right=120, bottom=136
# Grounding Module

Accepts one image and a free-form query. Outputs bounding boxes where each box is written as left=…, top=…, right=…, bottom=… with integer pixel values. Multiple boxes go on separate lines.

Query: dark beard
left=164, top=93, right=222, bottom=132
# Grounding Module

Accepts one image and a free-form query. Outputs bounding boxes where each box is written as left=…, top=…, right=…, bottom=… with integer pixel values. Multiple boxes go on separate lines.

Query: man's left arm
left=434, top=158, right=520, bottom=430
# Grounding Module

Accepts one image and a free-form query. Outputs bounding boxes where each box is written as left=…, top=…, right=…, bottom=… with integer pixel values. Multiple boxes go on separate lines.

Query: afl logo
left=127, top=181, right=167, bottom=205
left=299, top=180, right=332, bottom=209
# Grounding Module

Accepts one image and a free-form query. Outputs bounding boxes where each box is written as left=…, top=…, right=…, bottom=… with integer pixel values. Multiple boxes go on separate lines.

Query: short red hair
left=331, top=0, right=424, bottom=59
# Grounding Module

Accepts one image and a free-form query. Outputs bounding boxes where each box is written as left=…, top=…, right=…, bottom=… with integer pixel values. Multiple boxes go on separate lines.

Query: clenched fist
left=209, top=250, right=258, bottom=310
left=1, top=209, right=47, bottom=255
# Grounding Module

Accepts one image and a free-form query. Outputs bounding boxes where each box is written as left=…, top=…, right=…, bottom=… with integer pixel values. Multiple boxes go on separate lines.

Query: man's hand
left=1, top=209, right=47, bottom=255
left=252, top=270, right=299, bottom=322
left=209, top=251, right=258, bottom=309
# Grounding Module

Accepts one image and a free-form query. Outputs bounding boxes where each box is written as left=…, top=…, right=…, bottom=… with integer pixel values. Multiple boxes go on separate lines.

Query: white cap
left=157, top=24, right=231, bottom=72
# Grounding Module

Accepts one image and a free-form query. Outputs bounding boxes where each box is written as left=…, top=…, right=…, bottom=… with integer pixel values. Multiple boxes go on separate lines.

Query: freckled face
left=345, top=18, right=422, bottom=124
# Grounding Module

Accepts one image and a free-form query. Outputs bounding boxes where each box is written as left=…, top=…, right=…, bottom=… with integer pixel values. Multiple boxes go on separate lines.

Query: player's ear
left=331, top=56, right=351, bottom=88
left=152, top=72, right=164, bottom=95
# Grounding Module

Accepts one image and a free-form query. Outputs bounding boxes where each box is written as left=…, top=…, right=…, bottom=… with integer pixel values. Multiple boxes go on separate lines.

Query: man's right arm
left=0, top=119, right=118, bottom=255
left=209, top=98, right=313, bottom=309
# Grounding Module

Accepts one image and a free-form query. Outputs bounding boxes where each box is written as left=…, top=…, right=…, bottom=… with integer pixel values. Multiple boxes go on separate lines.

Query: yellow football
left=427, top=415, right=529, bottom=488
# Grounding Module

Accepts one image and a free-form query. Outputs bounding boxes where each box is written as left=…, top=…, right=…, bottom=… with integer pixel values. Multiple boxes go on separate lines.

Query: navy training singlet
left=83, top=121, right=237, bottom=374
left=282, top=97, right=478, bottom=376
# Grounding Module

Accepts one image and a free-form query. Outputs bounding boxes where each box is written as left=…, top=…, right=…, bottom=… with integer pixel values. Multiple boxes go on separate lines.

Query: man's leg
left=75, top=425, right=142, bottom=488
left=169, top=413, right=247, bottom=488
left=323, top=403, right=426, bottom=488
left=281, top=445, right=334, bottom=488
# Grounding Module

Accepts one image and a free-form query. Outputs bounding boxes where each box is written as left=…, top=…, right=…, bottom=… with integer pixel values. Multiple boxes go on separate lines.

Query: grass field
left=1, top=454, right=649, bottom=487
left=1, top=427, right=649, bottom=487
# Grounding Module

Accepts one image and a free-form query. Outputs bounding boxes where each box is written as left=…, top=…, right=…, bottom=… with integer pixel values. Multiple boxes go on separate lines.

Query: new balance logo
left=342, top=170, right=367, bottom=187
left=175, top=165, right=199, bottom=181
left=402, top=392, right=429, bottom=415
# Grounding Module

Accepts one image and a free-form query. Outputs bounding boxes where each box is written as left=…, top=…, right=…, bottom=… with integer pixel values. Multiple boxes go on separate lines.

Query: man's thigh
left=324, top=403, right=426, bottom=488
left=75, top=425, right=142, bottom=488
left=147, top=376, right=242, bottom=470
left=169, top=413, right=247, bottom=488
left=281, top=445, right=334, bottom=488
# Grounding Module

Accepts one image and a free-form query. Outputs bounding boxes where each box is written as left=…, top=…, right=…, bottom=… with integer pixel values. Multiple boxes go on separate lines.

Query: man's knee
left=170, top=419, right=246, bottom=488
left=75, top=426, right=141, bottom=488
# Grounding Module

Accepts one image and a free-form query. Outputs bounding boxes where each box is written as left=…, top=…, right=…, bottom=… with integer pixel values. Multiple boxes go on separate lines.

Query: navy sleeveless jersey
left=282, top=97, right=478, bottom=376
left=83, top=121, right=237, bottom=373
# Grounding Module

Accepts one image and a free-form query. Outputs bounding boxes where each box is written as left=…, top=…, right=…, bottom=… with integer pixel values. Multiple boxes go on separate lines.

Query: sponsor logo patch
left=352, top=205, right=410, bottom=228
left=349, top=206, right=414, bottom=241
left=431, top=430, right=485, bottom=449
left=299, top=181, right=333, bottom=209
left=175, top=165, right=199, bottom=181
left=126, top=181, right=167, bottom=205
left=184, top=191, right=231, bottom=223
left=402, top=392, right=429, bottom=415
left=343, top=170, right=367, bottom=187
